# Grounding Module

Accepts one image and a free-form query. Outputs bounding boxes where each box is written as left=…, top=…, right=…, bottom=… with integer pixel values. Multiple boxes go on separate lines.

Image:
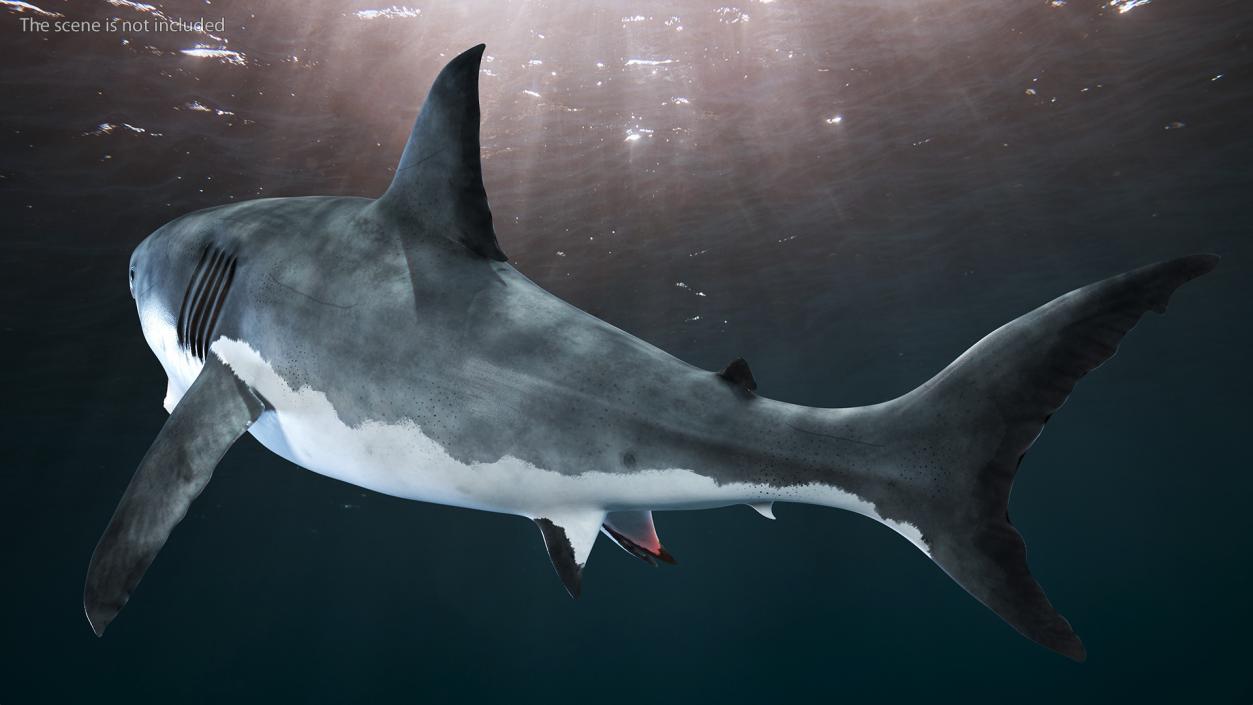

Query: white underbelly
left=243, top=394, right=930, bottom=556
left=208, top=337, right=786, bottom=516
left=239, top=383, right=781, bottom=516
left=141, top=307, right=927, bottom=551
left=137, top=279, right=928, bottom=553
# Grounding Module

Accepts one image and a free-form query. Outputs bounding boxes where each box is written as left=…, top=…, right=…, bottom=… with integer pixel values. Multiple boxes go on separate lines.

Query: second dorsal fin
left=373, top=44, right=506, bottom=261
left=717, top=357, right=757, bottom=392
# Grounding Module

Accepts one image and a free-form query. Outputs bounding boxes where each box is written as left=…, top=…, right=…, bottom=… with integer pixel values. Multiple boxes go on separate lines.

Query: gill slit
left=200, top=257, right=237, bottom=359
left=175, top=246, right=212, bottom=350
left=186, top=250, right=226, bottom=357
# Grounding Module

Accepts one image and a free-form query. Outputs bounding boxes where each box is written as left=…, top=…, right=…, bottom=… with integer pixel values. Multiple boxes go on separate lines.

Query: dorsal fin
left=374, top=44, right=506, bottom=261
left=717, top=357, right=757, bottom=392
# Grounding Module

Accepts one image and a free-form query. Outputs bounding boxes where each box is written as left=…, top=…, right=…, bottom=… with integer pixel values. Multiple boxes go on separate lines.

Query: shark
left=84, top=45, right=1218, bottom=660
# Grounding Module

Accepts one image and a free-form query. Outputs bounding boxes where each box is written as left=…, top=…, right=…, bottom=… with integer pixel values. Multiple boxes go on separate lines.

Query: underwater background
left=2, top=0, right=1250, bottom=701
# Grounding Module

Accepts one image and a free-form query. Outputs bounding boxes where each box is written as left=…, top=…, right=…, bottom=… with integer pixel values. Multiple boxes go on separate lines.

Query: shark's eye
left=129, top=266, right=136, bottom=297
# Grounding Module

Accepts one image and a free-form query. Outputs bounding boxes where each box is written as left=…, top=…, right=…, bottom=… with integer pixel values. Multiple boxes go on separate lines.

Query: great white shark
left=85, top=45, right=1217, bottom=660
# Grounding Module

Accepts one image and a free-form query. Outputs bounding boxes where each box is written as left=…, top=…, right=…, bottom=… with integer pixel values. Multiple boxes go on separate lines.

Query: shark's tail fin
left=886, top=254, right=1217, bottom=661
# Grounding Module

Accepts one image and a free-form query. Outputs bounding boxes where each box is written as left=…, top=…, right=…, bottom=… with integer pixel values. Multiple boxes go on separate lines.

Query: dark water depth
left=2, top=0, right=1251, bottom=702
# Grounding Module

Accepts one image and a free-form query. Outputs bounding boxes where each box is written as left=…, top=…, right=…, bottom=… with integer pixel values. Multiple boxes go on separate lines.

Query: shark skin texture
left=85, top=44, right=1219, bottom=661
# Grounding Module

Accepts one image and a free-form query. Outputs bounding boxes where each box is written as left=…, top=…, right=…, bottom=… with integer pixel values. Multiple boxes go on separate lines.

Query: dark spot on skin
left=621, top=450, right=637, bottom=468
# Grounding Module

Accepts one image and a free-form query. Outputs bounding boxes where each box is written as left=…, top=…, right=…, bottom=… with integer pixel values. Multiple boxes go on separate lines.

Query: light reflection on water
left=179, top=46, right=247, bottom=65
left=6, top=0, right=1241, bottom=348
left=9, top=0, right=1241, bottom=409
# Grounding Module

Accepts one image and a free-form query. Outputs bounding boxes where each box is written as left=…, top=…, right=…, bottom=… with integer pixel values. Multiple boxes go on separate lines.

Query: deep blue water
left=2, top=0, right=1251, bottom=701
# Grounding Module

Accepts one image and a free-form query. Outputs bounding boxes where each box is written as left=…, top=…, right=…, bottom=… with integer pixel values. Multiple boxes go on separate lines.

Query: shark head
left=128, top=42, right=502, bottom=323
left=127, top=208, right=242, bottom=396
left=129, top=212, right=213, bottom=314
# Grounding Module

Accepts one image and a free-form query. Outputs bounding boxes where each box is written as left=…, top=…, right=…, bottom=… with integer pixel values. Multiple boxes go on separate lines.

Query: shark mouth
left=176, top=244, right=238, bottom=360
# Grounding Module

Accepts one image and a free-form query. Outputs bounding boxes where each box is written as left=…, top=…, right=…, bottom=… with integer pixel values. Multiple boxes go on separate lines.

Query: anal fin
left=602, top=510, right=676, bottom=565
left=533, top=510, right=605, bottom=598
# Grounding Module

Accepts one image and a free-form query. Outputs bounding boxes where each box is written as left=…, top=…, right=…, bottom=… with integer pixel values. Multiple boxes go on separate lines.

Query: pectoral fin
left=602, top=510, right=676, bottom=565
left=84, top=355, right=264, bottom=636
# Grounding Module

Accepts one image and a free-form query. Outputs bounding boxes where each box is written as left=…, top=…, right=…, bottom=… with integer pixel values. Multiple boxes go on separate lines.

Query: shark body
left=86, top=46, right=1218, bottom=660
